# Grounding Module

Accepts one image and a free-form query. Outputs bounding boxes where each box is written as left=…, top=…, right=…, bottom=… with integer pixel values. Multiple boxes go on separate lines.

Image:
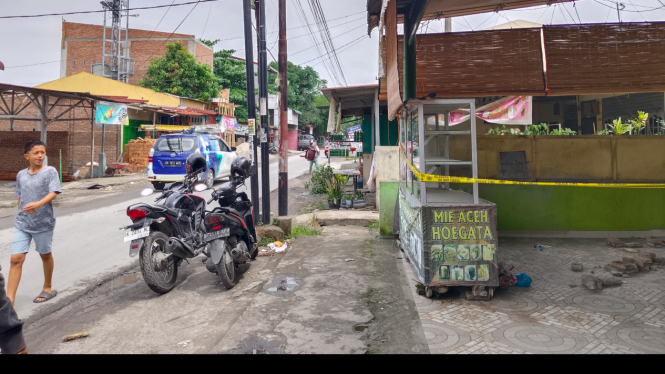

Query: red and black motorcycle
left=121, top=153, right=210, bottom=294
left=202, top=157, right=258, bottom=289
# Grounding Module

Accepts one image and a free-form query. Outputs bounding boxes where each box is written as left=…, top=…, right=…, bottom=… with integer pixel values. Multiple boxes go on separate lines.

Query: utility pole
left=258, top=0, right=270, bottom=224
left=278, top=0, right=288, bottom=216
left=243, top=0, right=260, bottom=215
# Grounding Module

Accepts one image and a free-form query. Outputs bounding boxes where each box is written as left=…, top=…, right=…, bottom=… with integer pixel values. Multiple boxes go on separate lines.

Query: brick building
left=60, top=21, right=213, bottom=86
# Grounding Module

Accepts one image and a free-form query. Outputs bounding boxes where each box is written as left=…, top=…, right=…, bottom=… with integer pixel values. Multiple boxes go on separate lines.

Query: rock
left=624, top=242, right=642, bottom=248
left=622, top=273, right=631, bottom=278
left=273, top=216, right=293, bottom=237
left=604, top=264, right=614, bottom=272
left=590, top=270, right=595, bottom=274
left=651, top=265, right=659, bottom=271
left=622, top=248, right=638, bottom=253
left=646, top=237, right=663, bottom=247
left=255, top=225, right=285, bottom=241
left=599, top=277, right=622, bottom=286
left=607, top=238, right=623, bottom=247
left=622, top=257, right=635, bottom=263
left=610, top=270, right=624, bottom=277
left=582, top=275, right=603, bottom=290
left=611, top=261, right=635, bottom=271
left=638, top=250, right=656, bottom=261
left=571, top=263, right=584, bottom=272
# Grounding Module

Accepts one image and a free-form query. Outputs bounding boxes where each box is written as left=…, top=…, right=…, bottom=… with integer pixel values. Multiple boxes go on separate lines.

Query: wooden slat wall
left=395, top=29, right=546, bottom=98
left=544, top=23, right=665, bottom=95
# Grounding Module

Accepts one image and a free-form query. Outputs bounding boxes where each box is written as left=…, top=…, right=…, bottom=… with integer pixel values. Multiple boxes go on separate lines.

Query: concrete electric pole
left=258, top=0, right=271, bottom=224
left=243, top=0, right=260, bottom=214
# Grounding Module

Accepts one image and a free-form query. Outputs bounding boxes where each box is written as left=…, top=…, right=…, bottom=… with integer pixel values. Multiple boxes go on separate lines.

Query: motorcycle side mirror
left=231, top=147, right=237, bottom=151
left=141, top=188, right=155, bottom=196
left=193, top=183, right=208, bottom=192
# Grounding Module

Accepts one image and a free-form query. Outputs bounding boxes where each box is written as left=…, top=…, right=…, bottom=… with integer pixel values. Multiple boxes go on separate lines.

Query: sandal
left=33, top=290, right=58, bottom=303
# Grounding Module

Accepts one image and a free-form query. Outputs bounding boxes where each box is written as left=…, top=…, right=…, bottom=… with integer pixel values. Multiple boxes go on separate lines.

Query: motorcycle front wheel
left=215, top=242, right=237, bottom=289
left=139, top=231, right=178, bottom=294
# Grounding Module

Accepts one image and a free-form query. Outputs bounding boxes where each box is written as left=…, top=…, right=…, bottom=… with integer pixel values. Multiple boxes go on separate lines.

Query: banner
left=446, top=96, right=532, bottom=126
left=346, top=124, right=362, bottom=138
left=95, top=101, right=128, bottom=126
left=247, top=118, right=256, bottom=136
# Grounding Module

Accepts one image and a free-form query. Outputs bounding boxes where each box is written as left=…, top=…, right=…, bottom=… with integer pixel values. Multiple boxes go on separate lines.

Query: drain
left=354, top=324, right=370, bottom=332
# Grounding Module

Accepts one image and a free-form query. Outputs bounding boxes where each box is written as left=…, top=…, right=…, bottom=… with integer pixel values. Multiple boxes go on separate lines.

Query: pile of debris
left=123, top=138, right=156, bottom=173
left=234, top=142, right=260, bottom=160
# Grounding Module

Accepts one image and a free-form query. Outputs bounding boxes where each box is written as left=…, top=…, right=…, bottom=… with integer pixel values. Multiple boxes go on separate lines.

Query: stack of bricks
left=123, top=138, right=156, bottom=173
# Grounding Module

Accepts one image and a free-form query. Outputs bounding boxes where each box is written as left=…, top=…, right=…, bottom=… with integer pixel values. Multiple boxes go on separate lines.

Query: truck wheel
left=205, top=169, right=215, bottom=189
left=152, top=181, right=166, bottom=191
left=216, top=242, right=237, bottom=289
left=139, top=231, right=177, bottom=294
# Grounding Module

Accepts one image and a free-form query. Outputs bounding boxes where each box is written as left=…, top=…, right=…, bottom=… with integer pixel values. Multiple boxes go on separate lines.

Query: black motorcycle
left=201, top=157, right=259, bottom=289
left=121, top=154, right=210, bottom=294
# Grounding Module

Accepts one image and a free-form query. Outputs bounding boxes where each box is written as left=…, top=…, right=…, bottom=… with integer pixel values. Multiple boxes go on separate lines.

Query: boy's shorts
left=10, top=228, right=54, bottom=255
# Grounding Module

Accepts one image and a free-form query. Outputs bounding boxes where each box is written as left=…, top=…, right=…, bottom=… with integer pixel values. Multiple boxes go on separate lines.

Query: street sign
left=247, top=118, right=256, bottom=136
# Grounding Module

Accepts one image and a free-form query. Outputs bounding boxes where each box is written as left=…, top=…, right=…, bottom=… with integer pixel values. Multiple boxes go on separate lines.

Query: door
left=152, top=136, right=198, bottom=177
left=205, top=136, right=223, bottom=178
left=218, top=139, right=237, bottom=177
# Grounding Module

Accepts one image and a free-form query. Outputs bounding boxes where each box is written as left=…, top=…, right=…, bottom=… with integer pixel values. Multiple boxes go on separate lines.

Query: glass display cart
left=398, top=99, right=499, bottom=300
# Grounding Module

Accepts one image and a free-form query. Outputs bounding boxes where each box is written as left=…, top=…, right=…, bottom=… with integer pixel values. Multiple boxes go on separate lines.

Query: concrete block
left=273, top=216, right=293, bottom=237
left=638, top=250, right=656, bottom=261
left=571, top=263, right=584, bottom=272
left=255, top=225, right=285, bottom=242
left=582, top=275, right=603, bottom=290
left=599, top=277, right=622, bottom=287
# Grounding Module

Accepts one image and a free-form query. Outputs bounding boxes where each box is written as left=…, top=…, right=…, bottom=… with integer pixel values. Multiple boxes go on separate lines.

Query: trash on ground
left=267, top=241, right=288, bottom=253
left=177, top=340, right=192, bottom=347
left=85, top=162, right=99, bottom=167
left=62, top=332, right=89, bottom=342
left=344, top=258, right=355, bottom=262
left=87, top=184, right=105, bottom=190
left=514, top=273, right=532, bottom=287
left=582, top=274, right=604, bottom=290
left=571, top=262, right=583, bottom=272
left=534, top=244, right=552, bottom=251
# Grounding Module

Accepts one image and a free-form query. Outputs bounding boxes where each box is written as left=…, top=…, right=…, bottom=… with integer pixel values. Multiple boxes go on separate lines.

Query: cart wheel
left=489, top=287, right=495, bottom=299
left=104, top=168, right=115, bottom=177
left=425, top=286, right=434, bottom=298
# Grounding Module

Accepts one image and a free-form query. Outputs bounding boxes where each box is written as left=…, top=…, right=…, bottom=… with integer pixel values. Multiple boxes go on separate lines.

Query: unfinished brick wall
left=0, top=131, right=69, bottom=181
left=61, top=21, right=212, bottom=86
left=0, top=104, right=120, bottom=180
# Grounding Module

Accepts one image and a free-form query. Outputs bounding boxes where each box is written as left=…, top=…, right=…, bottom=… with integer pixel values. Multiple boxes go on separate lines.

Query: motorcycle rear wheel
left=139, top=231, right=178, bottom=294
left=216, top=242, right=237, bottom=289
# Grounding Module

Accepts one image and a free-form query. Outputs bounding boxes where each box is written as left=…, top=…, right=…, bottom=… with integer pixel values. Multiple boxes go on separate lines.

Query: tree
left=267, top=61, right=328, bottom=136
left=199, top=39, right=220, bottom=47
left=139, top=42, right=219, bottom=102
left=212, top=49, right=249, bottom=122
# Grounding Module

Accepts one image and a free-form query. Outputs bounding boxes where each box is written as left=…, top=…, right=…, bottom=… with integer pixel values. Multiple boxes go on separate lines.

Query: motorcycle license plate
left=165, top=161, right=181, bottom=167
left=124, top=227, right=150, bottom=242
left=204, top=228, right=230, bottom=241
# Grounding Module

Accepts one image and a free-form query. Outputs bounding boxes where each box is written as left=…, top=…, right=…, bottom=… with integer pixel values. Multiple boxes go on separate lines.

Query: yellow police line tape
left=402, top=152, right=665, bottom=189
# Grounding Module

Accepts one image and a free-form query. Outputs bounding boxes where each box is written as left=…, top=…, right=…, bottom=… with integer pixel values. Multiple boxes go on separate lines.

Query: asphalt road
left=0, top=153, right=323, bottom=318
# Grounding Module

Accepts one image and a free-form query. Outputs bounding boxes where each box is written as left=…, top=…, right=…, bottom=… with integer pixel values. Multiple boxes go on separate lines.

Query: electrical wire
left=307, top=0, right=348, bottom=86
left=0, top=0, right=218, bottom=19
left=200, top=0, right=215, bottom=39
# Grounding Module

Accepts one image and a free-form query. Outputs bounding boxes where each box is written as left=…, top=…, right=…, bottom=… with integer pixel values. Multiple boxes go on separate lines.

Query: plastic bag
left=367, top=156, right=378, bottom=192
left=515, top=273, right=532, bottom=287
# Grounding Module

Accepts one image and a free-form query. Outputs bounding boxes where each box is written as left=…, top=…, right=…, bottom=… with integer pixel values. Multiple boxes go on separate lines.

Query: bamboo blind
left=386, top=0, right=402, bottom=121
left=543, top=23, right=665, bottom=95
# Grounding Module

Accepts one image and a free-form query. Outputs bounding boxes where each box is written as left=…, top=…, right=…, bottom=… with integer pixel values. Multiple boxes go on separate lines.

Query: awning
left=161, top=106, right=217, bottom=116
left=140, top=124, right=191, bottom=132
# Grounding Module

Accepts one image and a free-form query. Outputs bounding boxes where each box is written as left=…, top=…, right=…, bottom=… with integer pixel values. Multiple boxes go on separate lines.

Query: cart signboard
left=399, top=193, right=425, bottom=281
left=423, top=204, right=498, bottom=287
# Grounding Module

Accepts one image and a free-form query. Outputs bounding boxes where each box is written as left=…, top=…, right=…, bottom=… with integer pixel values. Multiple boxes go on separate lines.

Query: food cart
left=398, top=99, right=499, bottom=300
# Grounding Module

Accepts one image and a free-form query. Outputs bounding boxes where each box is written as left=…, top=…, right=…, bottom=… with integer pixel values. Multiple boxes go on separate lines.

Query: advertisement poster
left=423, top=205, right=499, bottom=286
left=247, top=118, right=256, bottom=136
left=446, top=96, right=532, bottom=126
left=346, top=124, right=362, bottom=138
left=95, top=101, right=128, bottom=126
left=399, top=193, right=424, bottom=282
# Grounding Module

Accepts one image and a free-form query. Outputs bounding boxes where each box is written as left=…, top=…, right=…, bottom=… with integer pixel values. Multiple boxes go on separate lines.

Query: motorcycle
left=121, top=158, right=209, bottom=294
left=202, top=158, right=259, bottom=289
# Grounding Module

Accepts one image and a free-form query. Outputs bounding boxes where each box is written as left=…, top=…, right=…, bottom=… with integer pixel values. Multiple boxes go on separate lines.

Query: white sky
left=1, top=0, right=664, bottom=88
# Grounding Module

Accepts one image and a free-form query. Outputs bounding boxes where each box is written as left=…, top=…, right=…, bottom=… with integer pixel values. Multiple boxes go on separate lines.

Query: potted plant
left=326, top=179, right=342, bottom=209
left=352, top=190, right=366, bottom=209
left=608, top=117, right=633, bottom=135
left=341, top=193, right=354, bottom=209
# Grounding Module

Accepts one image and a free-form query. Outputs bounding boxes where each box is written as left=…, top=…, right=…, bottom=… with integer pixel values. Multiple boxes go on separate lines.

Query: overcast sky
left=1, top=0, right=664, bottom=88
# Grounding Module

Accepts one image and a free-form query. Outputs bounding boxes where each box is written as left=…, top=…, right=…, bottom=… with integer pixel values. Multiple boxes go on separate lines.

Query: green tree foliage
left=199, top=38, right=220, bottom=47
left=213, top=49, right=249, bottom=122
left=139, top=42, right=219, bottom=102
left=267, top=61, right=328, bottom=136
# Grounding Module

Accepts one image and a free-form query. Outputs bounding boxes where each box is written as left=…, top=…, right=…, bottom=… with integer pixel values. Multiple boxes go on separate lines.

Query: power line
left=200, top=0, right=215, bottom=38
left=0, top=0, right=218, bottom=19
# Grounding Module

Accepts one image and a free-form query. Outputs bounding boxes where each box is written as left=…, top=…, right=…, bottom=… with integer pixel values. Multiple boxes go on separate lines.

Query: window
left=155, top=136, right=198, bottom=152
left=72, top=60, right=76, bottom=67
left=218, top=140, right=230, bottom=152
left=82, top=60, right=86, bottom=66
left=209, top=138, right=218, bottom=151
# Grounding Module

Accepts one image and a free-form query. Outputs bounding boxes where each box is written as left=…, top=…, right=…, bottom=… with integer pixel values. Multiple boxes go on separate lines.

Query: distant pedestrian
left=0, top=265, right=27, bottom=354
left=7, top=140, right=61, bottom=307
left=307, top=140, right=320, bottom=173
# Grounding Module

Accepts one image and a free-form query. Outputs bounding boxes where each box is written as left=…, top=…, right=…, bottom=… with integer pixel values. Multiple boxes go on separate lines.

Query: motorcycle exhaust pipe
left=230, top=241, right=249, bottom=262
left=166, top=238, right=192, bottom=258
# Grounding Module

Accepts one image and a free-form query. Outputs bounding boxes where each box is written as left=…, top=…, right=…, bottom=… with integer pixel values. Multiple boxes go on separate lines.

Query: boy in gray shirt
left=7, top=140, right=61, bottom=306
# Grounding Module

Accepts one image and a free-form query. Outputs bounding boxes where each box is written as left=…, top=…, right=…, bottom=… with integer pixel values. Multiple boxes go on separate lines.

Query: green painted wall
left=379, top=181, right=400, bottom=236
left=379, top=115, right=399, bottom=147
left=451, top=183, right=665, bottom=231
left=124, top=120, right=152, bottom=153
